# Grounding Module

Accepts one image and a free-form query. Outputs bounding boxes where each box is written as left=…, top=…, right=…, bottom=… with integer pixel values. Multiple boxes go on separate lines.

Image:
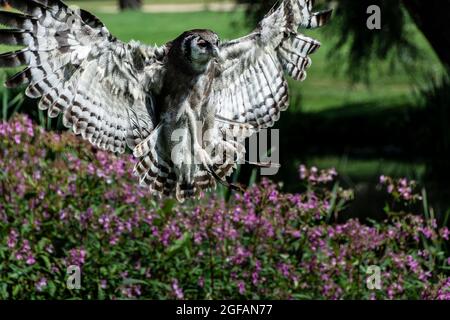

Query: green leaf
left=326, top=182, right=339, bottom=222
left=0, top=283, right=9, bottom=299
left=48, top=281, right=56, bottom=297
left=167, top=232, right=191, bottom=256
left=40, top=255, right=52, bottom=270
left=12, top=285, right=21, bottom=298
left=98, top=288, right=105, bottom=300
left=148, top=280, right=171, bottom=291
left=248, top=168, right=258, bottom=186
left=122, top=278, right=148, bottom=286
left=162, top=199, right=177, bottom=215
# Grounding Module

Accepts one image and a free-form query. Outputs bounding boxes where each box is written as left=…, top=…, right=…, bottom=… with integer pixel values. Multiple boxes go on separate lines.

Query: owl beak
left=211, top=46, right=220, bottom=58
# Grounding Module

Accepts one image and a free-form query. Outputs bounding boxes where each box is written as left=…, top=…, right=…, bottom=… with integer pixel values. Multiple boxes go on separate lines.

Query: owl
left=0, top=0, right=331, bottom=202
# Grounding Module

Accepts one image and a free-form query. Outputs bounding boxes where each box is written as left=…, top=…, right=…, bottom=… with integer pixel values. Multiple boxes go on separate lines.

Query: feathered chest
left=156, top=59, right=218, bottom=117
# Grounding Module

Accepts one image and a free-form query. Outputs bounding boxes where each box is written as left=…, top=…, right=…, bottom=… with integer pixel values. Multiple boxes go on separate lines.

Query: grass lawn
left=66, top=0, right=225, bottom=12
left=69, top=0, right=221, bottom=5
left=94, top=10, right=248, bottom=44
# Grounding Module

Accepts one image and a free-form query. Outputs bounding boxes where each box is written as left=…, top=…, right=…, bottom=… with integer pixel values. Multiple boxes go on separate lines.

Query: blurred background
left=1, top=0, right=449, bottom=222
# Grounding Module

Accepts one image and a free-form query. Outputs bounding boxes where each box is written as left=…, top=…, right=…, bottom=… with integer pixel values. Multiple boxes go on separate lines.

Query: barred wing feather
left=214, top=0, right=331, bottom=133
left=0, top=0, right=163, bottom=153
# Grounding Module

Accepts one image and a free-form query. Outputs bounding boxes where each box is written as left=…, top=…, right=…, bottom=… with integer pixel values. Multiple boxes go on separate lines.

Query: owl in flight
left=0, top=0, right=331, bottom=201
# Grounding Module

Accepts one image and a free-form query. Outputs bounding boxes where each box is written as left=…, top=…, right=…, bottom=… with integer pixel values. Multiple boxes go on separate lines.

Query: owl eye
left=197, top=39, right=208, bottom=48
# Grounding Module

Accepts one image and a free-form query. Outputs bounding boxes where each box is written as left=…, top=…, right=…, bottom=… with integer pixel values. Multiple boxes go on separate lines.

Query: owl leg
left=185, top=106, right=214, bottom=168
left=173, top=107, right=216, bottom=201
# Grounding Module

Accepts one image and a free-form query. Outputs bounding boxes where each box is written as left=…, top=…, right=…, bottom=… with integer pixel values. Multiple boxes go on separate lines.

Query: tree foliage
left=119, top=0, right=142, bottom=11
left=239, top=0, right=449, bottom=81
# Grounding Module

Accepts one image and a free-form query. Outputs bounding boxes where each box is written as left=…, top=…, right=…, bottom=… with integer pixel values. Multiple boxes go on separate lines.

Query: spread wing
left=0, top=0, right=166, bottom=153
left=213, top=0, right=332, bottom=132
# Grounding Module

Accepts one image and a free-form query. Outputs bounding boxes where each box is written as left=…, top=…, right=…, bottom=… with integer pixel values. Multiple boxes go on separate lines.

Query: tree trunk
left=119, top=0, right=142, bottom=11
left=401, top=0, right=450, bottom=71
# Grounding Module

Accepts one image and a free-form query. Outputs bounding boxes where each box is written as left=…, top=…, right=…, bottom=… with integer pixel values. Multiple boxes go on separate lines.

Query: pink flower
left=237, top=281, right=246, bottom=295
left=291, top=230, right=301, bottom=238
left=35, top=277, right=47, bottom=292
left=440, top=227, right=449, bottom=240
left=198, top=277, right=205, bottom=288
left=26, top=256, right=36, bottom=265
left=7, top=229, right=18, bottom=249
left=68, top=248, right=87, bottom=266
left=387, top=185, right=394, bottom=193
left=172, top=279, right=184, bottom=299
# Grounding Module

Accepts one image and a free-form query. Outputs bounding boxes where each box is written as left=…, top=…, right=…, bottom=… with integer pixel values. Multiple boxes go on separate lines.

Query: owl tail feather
left=132, top=124, right=177, bottom=197
left=134, top=123, right=248, bottom=201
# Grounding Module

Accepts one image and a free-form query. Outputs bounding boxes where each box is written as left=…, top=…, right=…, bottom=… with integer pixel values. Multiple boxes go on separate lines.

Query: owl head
left=172, top=29, right=220, bottom=73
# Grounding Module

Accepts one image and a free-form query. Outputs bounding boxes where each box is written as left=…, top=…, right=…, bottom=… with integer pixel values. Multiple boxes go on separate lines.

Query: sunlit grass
left=66, top=0, right=228, bottom=12
left=95, top=10, right=248, bottom=44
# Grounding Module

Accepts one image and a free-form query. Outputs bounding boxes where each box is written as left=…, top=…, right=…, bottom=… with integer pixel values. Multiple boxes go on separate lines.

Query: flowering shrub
left=379, top=175, right=423, bottom=203
left=0, top=115, right=449, bottom=299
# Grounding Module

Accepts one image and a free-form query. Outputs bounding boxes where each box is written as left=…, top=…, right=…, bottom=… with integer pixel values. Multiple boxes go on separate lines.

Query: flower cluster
left=0, top=115, right=449, bottom=300
left=379, top=175, right=423, bottom=202
left=299, top=165, right=338, bottom=185
left=0, top=114, right=34, bottom=144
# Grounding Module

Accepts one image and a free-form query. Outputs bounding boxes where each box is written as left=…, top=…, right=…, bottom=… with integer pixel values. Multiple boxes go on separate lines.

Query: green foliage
left=324, top=0, right=422, bottom=83
left=0, top=72, right=25, bottom=122
left=419, top=76, right=450, bottom=157
left=239, top=0, right=444, bottom=84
